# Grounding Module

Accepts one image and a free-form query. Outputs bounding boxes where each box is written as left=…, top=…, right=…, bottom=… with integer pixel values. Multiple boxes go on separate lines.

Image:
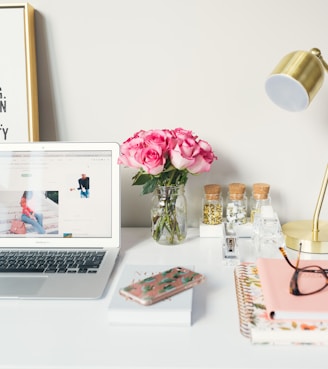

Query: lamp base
left=282, top=220, right=328, bottom=253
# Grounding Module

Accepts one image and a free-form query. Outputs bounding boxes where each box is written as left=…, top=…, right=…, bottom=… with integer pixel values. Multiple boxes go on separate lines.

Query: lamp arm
left=311, top=48, right=328, bottom=72
left=312, top=164, right=328, bottom=241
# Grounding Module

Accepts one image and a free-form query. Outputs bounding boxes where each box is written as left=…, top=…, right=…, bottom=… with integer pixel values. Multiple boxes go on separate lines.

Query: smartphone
left=119, top=266, right=205, bottom=306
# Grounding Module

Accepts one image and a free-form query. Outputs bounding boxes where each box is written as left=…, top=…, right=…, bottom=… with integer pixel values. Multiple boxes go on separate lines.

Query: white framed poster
left=0, top=3, right=39, bottom=142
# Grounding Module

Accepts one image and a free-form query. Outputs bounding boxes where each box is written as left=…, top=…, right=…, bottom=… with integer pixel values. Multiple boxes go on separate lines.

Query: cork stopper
left=204, top=184, right=221, bottom=200
left=228, top=183, right=246, bottom=200
left=253, top=183, right=270, bottom=200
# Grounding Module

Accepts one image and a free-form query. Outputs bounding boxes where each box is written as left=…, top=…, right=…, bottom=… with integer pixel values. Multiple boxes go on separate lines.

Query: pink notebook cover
left=257, top=258, right=328, bottom=321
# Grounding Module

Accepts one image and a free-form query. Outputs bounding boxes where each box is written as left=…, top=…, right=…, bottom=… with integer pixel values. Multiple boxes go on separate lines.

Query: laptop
left=0, top=141, right=121, bottom=299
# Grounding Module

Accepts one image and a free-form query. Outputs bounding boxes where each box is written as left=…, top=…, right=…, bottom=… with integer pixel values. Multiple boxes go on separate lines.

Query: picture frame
left=0, top=3, right=39, bottom=142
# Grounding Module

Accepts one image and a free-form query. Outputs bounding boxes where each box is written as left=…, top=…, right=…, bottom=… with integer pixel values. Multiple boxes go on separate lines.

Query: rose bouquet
left=118, top=128, right=217, bottom=244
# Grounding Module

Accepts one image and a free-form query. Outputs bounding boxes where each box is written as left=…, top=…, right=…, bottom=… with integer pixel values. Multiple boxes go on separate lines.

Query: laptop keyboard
left=0, top=250, right=106, bottom=274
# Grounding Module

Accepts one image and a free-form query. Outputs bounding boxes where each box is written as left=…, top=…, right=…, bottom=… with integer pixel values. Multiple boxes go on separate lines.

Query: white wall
left=6, top=0, right=328, bottom=227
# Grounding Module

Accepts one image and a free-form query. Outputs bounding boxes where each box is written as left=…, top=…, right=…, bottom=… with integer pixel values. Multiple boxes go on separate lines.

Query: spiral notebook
left=257, top=258, right=328, bottom=321
left=234, top=262, right=328, bottom=345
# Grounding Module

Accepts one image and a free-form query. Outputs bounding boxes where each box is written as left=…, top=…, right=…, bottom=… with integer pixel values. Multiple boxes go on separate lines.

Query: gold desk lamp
left=265, top=48, right=328, bottom=253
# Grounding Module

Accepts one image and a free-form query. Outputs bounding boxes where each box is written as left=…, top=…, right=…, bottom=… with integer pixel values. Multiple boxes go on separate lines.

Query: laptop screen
left=0, top=142, right=120, bottom=247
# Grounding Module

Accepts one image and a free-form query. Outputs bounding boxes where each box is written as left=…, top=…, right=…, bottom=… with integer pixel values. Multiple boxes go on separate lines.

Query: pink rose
left=143, top=129, right=172, bottom=154
left=169, top=129, right=200, bottom=170
left=172, top=128, right=197, bottom=142
left=117, top=134, right=145, bottom=170
left=118, top=127, right=217, bottom=187
left=134, top=143, right=165, bottom=175
left=169, top=141, right=197, bottom=170
left=187, top=140, right=217, bottom=174
left=169, top=131, right=217, bottom=174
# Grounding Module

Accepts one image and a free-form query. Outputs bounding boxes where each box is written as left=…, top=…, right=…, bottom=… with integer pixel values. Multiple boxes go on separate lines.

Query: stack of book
left=234, top=258, right=328, bottom=345
left=108, top=265, right=194, bottom=326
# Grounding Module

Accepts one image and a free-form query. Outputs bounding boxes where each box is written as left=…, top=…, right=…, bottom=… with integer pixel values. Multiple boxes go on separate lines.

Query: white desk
left=0, top=228, right=327, bottom=369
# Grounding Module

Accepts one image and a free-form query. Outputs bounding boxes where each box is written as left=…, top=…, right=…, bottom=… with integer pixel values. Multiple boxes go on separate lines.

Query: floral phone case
left=119, top=266, right=205, bottom=306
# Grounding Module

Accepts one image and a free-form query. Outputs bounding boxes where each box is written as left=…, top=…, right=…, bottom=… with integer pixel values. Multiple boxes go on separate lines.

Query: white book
left=108, top=265, right=193, bottom=326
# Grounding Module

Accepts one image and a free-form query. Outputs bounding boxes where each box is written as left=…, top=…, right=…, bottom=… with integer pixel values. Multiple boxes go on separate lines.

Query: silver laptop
left=0, top=141, right=121, bottom=299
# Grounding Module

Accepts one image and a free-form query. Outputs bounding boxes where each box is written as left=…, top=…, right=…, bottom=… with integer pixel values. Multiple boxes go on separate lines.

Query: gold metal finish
left=311, top=48, right=328, bottom=72
left=269, top=48, right=325, bottom=106
left=24, top=3, right=39, bottom=141
left=283, top=165, right=328, bottom=253
left=282, top=221, right=328, bottom=253
left=267, top=47, right=328, bottom=253
left=0, top=3, right=39, bottom=141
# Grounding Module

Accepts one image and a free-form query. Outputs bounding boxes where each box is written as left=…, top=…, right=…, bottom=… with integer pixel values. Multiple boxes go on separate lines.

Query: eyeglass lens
left=296, top=266, right=328, bottom=295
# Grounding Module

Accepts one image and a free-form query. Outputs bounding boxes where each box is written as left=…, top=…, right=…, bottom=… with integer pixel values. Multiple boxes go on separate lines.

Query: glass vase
left=151, top=185, right=187, bottom=245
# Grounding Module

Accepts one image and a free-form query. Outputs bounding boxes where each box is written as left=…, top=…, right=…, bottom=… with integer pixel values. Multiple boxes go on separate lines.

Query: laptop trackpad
left=0, top=276, right=47, bottom=297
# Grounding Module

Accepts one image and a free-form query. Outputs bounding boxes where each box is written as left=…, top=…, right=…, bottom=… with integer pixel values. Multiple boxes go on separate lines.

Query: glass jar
left=202, top=184, right=223, bottom=225
left=226, top=183, right=247, bottom=225
left=151, top=185, right=187, bottom=245
left=250, top=183, right=271, bottom=223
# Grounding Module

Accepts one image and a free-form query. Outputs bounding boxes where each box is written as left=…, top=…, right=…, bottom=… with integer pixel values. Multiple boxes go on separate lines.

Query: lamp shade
left=265, top=50, right=325, bottom=112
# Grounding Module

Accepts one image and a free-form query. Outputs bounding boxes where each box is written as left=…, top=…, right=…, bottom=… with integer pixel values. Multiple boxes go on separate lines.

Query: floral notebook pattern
left=234, top=262, right=328, bottom=345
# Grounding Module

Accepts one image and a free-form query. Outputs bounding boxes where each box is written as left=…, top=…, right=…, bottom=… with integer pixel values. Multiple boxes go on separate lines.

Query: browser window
left=0, top=150, right=112, bottom=238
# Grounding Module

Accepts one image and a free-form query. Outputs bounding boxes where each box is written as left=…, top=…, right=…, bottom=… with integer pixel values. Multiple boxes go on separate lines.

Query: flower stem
left=167, top=170, right=175, bottom=186
left=151, top=185, right=186, bottom=244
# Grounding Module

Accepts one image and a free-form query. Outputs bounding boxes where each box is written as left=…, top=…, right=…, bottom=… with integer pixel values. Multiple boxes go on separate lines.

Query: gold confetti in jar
left=202, top=184, right=223, bottom=225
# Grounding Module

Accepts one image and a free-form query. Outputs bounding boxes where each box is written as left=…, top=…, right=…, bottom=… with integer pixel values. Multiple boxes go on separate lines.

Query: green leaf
left=132, top=172, right=151, bottom=186
left=141, top=285, right=154, bottom=293
left=142, top=178, right=158, bottom=195
left=161, top=269, right=173, bottom=276
left=131, top=167, right=189, bottom=195
left=139, top=276, right=156, bottom=283
left=158, top=278, right=175, bottom=284
left=159, top=284, right=175, bottom=293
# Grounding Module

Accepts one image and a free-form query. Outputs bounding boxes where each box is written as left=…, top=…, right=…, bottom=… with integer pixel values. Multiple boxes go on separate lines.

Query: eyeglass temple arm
left=279, top=246, right=328, bottom=273
left=312, top=165, right=328, bottom=241
left=279, top=247, right=297, bottom=269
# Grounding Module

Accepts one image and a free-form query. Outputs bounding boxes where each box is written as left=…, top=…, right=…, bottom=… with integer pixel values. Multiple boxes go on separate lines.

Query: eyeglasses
left=279, top=243, right=328, bottom=296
